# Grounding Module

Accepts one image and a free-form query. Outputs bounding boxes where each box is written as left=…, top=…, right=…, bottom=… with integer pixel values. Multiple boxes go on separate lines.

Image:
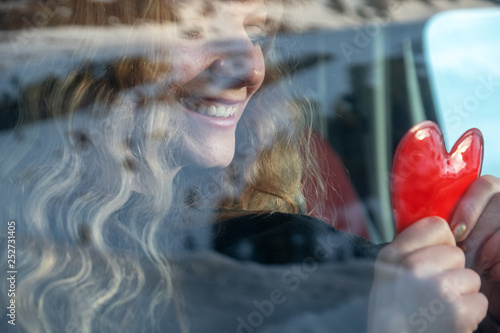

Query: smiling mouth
left=179, top=98, right=237, bottom=118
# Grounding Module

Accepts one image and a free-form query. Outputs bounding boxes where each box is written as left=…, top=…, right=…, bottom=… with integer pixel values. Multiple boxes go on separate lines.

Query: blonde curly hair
left=0, top=1, right=325, bottom=332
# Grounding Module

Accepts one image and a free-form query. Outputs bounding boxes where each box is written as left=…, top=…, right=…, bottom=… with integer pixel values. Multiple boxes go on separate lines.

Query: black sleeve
left=477, top=314, right=500, bottom=333
left=213, top=212, right=384, bottom=264
left=213, top=212, right=500, bottom=332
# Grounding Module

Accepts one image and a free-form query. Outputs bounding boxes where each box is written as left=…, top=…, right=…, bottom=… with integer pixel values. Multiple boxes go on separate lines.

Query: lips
left=179, top=97, right=238, bottom=118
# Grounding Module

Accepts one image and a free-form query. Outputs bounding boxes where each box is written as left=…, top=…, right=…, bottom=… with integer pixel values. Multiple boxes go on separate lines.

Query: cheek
left=171, top=44, right=209, bottom=86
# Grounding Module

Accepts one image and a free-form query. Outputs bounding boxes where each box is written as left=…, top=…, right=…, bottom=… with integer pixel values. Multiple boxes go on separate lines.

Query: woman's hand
left=368, top=217, right=488, bottom=333
left=451, top=175, right=500, bottom=322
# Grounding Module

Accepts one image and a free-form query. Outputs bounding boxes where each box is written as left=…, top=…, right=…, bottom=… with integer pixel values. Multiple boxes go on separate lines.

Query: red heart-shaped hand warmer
left=391, top=121, right=484, bottom=234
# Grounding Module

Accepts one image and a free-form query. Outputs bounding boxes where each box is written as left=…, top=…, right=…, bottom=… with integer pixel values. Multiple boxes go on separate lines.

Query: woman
left=0, top=0, right=499, bottom=332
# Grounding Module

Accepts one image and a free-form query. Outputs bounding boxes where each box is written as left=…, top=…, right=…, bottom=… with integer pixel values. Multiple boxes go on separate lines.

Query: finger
left=451, top=175, right=500, bottom=242
left=437, top=269, right=482, bottom=298
left=476, top=230, right=500, bottom=272
left=379, top=217, right=455, bottom=264
left=400, top=245, right=465, bottom=277
left=454, top=293, right=488, bottom=333
left=484, top=262, right=500, bottom=282
left=460, top=195, right=500, bottom=268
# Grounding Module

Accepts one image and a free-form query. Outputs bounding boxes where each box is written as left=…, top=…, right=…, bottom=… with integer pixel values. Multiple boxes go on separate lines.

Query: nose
left=208, top=38, right=265, bottom=89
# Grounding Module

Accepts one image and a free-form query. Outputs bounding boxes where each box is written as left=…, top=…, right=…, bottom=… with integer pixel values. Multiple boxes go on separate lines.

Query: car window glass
left=424, top=8, right=500, bottom=176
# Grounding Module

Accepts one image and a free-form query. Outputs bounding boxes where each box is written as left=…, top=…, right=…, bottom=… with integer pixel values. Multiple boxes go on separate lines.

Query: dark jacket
left=209, top=212, right=499, bottom=333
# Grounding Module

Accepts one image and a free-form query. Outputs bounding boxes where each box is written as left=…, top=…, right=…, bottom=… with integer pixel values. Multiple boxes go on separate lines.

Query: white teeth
left=197, top=104, right=207, bottom=114
left=204, top=105, right=235, bottom=118
left=179, top=99, right=237, bottom=118
left=216, top=106, right=225, bottom=117
left=207, top=105, right=217, bottom=116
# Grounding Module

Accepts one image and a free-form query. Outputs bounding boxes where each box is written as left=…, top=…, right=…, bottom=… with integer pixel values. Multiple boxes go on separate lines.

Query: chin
left=195, top=151, right=235, bottom=169
left=182, top=137, right=237, bottom=169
